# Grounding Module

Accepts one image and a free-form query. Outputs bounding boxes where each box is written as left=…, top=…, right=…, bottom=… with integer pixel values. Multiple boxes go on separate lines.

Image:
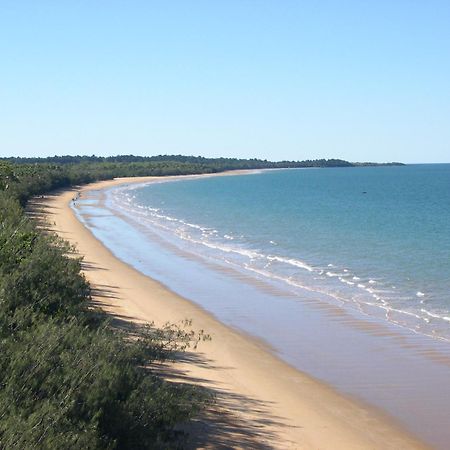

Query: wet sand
left=33, top=174, right=426, bottom=449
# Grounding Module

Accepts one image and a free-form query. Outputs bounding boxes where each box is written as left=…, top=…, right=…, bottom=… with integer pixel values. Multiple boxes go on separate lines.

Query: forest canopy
left=2, top=153, right=404, bottom=168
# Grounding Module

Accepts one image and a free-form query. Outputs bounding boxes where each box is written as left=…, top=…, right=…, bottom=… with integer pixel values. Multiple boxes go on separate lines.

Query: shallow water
left=76, top=166, right=450, bottom=448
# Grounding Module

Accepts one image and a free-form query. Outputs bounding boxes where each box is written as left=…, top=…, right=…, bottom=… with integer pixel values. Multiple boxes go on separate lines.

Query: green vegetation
left=3, top=154, right=357, bottom=168
left=2, top=154, right=405, bottom=169
left=0, top=161, right=212, bottom=449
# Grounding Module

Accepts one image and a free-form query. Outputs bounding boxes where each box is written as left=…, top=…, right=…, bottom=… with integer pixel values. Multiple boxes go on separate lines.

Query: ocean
left=76, top=164, right=450, bottom=448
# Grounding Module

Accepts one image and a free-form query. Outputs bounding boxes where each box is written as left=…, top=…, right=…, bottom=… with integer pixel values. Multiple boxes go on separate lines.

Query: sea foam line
left=106, top=188, right=450, bottom=342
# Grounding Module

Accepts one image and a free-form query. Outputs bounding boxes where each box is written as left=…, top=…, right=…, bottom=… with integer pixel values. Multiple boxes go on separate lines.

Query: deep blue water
left=110, top=165, right=450, bottom=340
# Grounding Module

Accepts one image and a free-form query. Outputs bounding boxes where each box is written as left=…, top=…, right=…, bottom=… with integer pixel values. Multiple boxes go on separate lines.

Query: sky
left=1, top=1, right=449, bottom=163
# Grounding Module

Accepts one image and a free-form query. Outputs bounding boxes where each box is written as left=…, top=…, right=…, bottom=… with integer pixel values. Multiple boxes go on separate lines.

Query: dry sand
left=35, top=174, right=427, bottom=449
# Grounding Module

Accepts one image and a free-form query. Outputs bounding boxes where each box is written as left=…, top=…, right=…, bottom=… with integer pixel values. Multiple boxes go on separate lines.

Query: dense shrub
left=0, top=319, right=205, bottom=449
left=0, top=165, right=208, bottom=449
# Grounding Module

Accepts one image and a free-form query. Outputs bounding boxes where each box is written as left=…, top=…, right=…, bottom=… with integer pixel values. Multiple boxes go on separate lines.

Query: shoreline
left=35, top=173, right=426, bottom=449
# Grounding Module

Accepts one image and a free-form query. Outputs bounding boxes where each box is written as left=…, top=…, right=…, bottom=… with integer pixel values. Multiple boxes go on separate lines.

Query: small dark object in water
left=362, top=191, right=367, bottom=194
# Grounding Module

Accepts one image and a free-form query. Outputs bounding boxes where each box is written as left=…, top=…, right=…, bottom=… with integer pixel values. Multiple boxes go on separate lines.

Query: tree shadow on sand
left=89, top=288, right=298, bottom=449
left=27, top=194, right=299, bottom=448
left=111, top=314, right=297, bottom=449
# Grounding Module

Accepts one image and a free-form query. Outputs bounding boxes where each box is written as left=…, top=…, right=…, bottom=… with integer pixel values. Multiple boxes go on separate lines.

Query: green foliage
left=2, top=153, right=357, bottom=168
left=0, top=170, right=209, bottom=448
left=0, top=161, right=17, bottom=190
left=0, top=319, right=206, bottom=449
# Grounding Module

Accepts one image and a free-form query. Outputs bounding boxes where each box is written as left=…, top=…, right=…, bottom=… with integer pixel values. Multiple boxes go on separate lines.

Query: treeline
left=0, top=156, right=362, bottom=207
left=0, top=160, right=221, bottom=206
left=7, top=153, right=402, bottom=170
left=3, top=154, right=358, bottom=169
left=0, top=162, right=212, bottom=448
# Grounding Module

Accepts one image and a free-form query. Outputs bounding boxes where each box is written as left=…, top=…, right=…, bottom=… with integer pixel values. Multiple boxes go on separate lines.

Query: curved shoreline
left=37, top=174, right=426, bottom=449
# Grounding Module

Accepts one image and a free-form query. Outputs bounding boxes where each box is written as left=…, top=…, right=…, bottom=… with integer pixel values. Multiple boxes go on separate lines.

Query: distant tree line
left=3, top=154, right=356, bottom=167
left=2, top=153, right=404, bottom=170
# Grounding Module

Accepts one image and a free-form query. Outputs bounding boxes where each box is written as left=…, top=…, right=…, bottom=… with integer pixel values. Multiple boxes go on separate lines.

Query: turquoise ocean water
left=77, top=165, right=450, bottom=447
left=112, top=165, right=450, bottom=340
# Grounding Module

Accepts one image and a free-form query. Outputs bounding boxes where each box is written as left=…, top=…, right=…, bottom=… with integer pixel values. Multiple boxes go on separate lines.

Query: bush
left=0, top=319, right=206, bottom=449
left=0, top=172, right=209, bottom=449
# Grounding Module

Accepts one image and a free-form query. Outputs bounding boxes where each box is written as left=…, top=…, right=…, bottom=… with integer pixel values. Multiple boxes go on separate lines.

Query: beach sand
left=33, top=175, right=427, bottom=449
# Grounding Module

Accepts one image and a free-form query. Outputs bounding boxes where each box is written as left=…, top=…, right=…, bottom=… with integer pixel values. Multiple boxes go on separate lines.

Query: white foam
left=328, top=272, right=349, bottom=278
left=200, top=241, right=263, bottom=260
left=420, top=309, right=450, bottom=322
left=416, top=291, right=425, bottom=297
left=266, top=255, right=314, bottom=272
left=184, top=221, right=204, bottom=230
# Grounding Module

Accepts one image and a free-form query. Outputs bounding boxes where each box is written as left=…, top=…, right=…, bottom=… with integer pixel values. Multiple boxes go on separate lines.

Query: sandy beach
left=33, top=174, right=427, bottom=449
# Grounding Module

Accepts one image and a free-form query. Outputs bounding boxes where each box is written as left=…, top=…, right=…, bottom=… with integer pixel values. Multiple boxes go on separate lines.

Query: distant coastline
left=352, top=161, right=405, bottom=166
left=1, top=154, right=405, bottom=170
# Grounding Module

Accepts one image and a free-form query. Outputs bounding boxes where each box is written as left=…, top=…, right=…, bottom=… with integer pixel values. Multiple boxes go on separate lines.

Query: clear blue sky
left=1, top=1, right=449, bottom=163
